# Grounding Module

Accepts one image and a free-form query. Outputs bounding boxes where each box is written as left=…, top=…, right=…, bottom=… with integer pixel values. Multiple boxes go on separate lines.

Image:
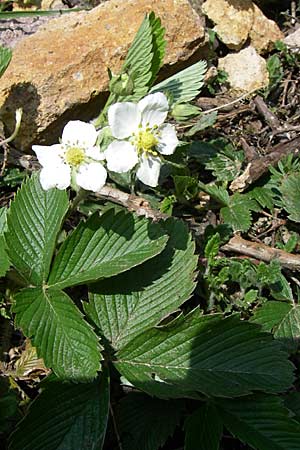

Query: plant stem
left=109, top=403, right=124, bottom=450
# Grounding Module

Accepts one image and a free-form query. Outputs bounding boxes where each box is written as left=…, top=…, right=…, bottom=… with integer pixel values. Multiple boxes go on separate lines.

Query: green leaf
left=217, top=394, right=300, bottom=450
left=205, top=147, right=244, bottom=182
left=173, top=175, right=199, bottom=201
left=0, top=44, right=12, bottom=77
left=280, top=173, right=300, bottom=222
left=171, top=103, right=201, bottom=121
left=251, top=301, right=300, bottom=353
left=267, top=54, right=284, bottom=90
left=220, top=193, right=259, bottom=232
left=118, top=392, right=183, bottom=450
left=9, top=373, right=109, bottom=450
left=198, top=182, right=230, bottom=206
left=0, top=378, right=19, bottom=434
left=221, top=203, right=252, bottom=232
left=0, top=208, right=9, bottom=277
left=249, top=187, right=275, bottom=211
left=5, top=175, right=69, bottom=286
left=148, top=12, right=166, bottom=85
left=85, top=219, right=197, bottom=350
left=13, top=287, right=101, bottom=381
left=114, top=311, right=294, bottom=398
left=150, top=60, right=207, bottom=104
left=121, top=12, right=165, bottom=102
left=184, top=403, right=222, bottom=450
left=284, top=392, right=300, bottom=423
left=48, top=209, right=168, bottom=290
left=204, top=233, right=220, bottom=260
left=185, top=112, right=217, bottom=137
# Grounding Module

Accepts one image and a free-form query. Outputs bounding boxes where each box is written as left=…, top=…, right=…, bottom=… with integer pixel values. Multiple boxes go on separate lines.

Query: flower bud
left=109, top=72, right=134, bottom=96
left=171, top=103, right=201, bottom=121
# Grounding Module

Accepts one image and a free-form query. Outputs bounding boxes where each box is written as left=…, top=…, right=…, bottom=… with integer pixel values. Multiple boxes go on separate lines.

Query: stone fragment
left=284, top=28, right=300, bottom=53
left=218, top=46, right=269, bottom=93
left=249, top=3, right=283, bottom=54
left=0, top=0, right=206, bottom=150
left=202, top=0, right=254, bottom=50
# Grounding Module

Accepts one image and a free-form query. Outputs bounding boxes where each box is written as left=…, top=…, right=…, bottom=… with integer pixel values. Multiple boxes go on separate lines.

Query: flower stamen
left=135, top=130, right=159, bottom=156
left=65, top=147, right=85, bottom=167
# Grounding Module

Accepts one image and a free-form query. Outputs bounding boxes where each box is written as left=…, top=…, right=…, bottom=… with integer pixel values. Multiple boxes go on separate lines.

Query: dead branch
left=95, top=186, right=169, bottom=221
left=221, top=234, right=300, bottom=271
left=253, top=95, right=281, bottom=130
left=230, top=135, right=300, bottom=192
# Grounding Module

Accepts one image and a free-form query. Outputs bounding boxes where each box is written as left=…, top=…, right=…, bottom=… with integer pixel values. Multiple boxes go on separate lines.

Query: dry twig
left=230, top=136, right=300, bottom=192
left=221, top=234, right=300, bottom=271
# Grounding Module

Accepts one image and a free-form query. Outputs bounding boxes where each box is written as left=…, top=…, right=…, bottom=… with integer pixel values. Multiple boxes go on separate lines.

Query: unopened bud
left=109, top=72, right=134, bottom=96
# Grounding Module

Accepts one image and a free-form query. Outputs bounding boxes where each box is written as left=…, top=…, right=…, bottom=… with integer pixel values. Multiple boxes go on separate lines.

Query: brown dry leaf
left=14, top=339, right=49, bottom=379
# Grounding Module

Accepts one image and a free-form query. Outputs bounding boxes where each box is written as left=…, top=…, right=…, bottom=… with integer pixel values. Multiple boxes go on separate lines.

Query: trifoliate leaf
left=0, top=44, right=12, bottom=77
left=150, top=60, right=207, bottom=104
left=280, top=173, right=300, bottom=222
left=115, top=311, right=294, bottom=398
left=0, top=207, right=9, bottom=277
left=184, top=403, right=222, bottom=450
left=118, top=393, right=184, bottom=450
left=220, top=194, right=259, bottom=232
left=5, top=174, right=69, bottom=285
left=251, top=301, right=300, bottom=353
left=13, top=287, right=101, bottom=381
left=9, top=373, right=109, bottom=450
left=48, top=209, right=168, bottom=290
left=85, top=219, right=197, bottom=350
left=217, top=394, right=300, bottom=450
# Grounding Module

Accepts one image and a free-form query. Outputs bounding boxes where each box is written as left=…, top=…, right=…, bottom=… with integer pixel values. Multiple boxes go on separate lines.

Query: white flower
left=33, top=120, right=107, bottom=192
left=104, top=93, right=179, bottom=187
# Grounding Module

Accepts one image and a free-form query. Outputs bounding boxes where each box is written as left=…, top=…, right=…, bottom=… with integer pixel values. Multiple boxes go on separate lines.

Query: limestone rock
left=218, top=46, right=269, bottom=93
left=249, top=3, right=283, bottom=54
left=202, top=0, right=283, bottom=53
left=0, top=0, right=206, bottom=150
left=284, top=27, right=300, bottom=53
left=202, top=0, right=254, bottom=50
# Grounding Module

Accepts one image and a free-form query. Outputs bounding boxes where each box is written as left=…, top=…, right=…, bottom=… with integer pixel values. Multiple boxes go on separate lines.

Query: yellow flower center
left=65, top=147, right=85, bottom=167
left=136, top=130, right=158, bottom=155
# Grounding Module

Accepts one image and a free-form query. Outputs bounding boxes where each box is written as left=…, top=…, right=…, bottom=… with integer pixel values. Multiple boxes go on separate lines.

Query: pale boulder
left=202, top=0, right=254, bottom=50
left=284, top=27, right=300, bottom=53
left=218, top=46, right=269, bottom=93
left=0, top=0, right=206, bottom=150
left=249, top=3, right=283, bottom=54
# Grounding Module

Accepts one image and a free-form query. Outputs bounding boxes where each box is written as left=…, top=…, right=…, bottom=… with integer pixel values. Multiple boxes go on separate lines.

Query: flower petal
left=136, top=154, right=161, bottom=187
left=138, top=93, right=169, bottom=128
left=76, top=162, right=107, bottom=192
left=33, top=144, right=63, bottom=167
left=105, top=141, right=138, bottom=173
left=62, top=120, right=98, bottom=147
left=39, top=163, right=71, bottom=190
left=108, top=102, right=141, bottom=139
left=85, top=145, right=106, bottom=161
left=157, top=123, right=179, bottom=155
